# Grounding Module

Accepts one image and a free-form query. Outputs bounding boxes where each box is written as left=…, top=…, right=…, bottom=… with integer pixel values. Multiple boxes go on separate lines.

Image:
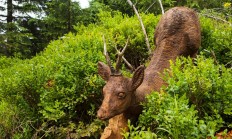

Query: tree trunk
left=67, top=0, right=71, bottom=32
left=7, top=0, right=13, bottom=23
left=4, top=0, right=13, bottom=56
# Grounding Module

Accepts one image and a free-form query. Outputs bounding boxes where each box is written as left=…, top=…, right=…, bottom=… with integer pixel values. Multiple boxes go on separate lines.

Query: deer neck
left=134, top=44, right=178, bottom=103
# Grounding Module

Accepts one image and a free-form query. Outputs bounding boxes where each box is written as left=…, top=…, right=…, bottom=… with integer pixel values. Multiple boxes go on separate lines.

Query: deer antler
left=122, top=56, right=134, bottom=71
left=115, top=38, right=134, bottom=73
left=103, top=35, right=115, bottom=73
left=103, top=36, right=133, bottom=75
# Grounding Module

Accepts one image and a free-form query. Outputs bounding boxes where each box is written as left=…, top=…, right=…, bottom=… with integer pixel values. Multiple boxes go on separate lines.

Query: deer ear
left=131, top=65, right=145, bottom=91
left=98, top=62, right=111, bottom=81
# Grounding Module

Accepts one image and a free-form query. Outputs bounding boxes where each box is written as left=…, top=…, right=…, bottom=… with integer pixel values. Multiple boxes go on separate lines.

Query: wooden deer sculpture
left=98, top=7, right=201, bottom=139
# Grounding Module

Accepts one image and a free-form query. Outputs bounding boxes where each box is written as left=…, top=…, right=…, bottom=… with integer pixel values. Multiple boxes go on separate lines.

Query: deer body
left=135, top=7, right=201, bottom=103
left=98, top=7, right=201, bottom=138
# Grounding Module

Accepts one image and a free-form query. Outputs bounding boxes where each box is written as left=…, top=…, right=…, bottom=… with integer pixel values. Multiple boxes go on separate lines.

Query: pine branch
left=0, top=18, right=6, bottom=22
left=0, top=14, right=7, bottom=17
left=0, top=6, right=6, bottom=10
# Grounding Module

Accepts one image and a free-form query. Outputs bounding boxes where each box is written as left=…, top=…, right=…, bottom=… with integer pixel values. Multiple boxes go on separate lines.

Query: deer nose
left=97, top=108, right=107, bottom=120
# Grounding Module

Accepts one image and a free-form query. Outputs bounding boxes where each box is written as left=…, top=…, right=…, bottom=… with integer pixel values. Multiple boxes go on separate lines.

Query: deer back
left=135, top=7, right=201, bottom=102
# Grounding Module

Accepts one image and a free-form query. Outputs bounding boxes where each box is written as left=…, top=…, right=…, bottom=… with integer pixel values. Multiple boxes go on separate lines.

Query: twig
left=199, top=13, right=232, bottom=26
left=126, top=0, right=151, bottom=55
left=145, top=1, right=157, bottom=13
left=225, top=60, right=232, bottom=68
left=158, top=0, right=164, bottom=14
left=210, top=50, right=219, bottom=65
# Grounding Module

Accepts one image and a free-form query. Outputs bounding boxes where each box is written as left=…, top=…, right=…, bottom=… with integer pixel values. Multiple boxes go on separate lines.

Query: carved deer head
left=97, top=37, right=145, bottom=120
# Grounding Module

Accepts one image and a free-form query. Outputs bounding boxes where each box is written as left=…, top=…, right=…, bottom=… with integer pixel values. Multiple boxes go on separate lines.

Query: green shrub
left=123, top=121, right=157, bottom=139
left=0, top=100, right=33, bottom=138
left=0, top=32, right=106, bottom=138
left=200, top=16, right=232, bottom=67
left=75, top=11, right=160, bottom=68
left=138, top=92, right=223, bottom=139
left=165, top=56, right=232, bottom=120
left=130, top=56, right=231, bottom=138
left=0, top=56, right=21, bottom=69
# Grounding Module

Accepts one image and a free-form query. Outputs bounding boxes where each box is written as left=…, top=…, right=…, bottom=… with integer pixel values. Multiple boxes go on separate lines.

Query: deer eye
left=117, top=92, right=126, bottom=99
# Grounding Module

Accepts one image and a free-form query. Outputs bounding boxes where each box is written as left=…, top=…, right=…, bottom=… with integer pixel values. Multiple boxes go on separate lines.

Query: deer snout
left=97, top=108, right=110, bottom=121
